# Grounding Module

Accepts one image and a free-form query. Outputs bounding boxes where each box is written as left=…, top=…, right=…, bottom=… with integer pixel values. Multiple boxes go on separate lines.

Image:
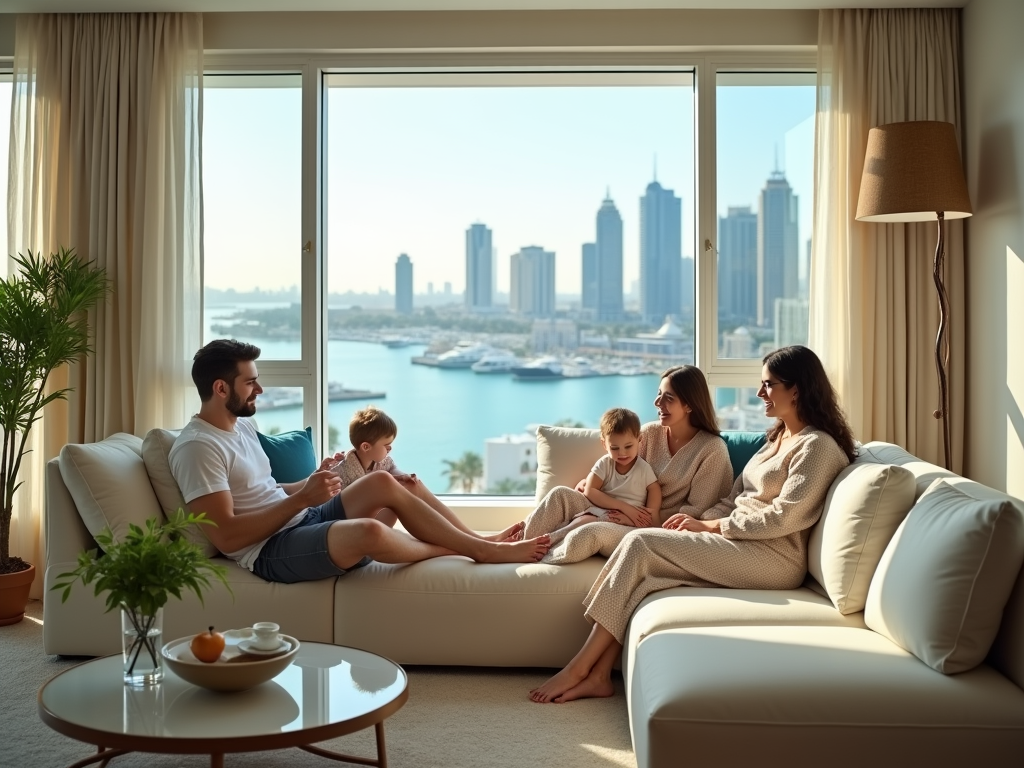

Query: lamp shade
left=856, top=120, right=972, bottom=223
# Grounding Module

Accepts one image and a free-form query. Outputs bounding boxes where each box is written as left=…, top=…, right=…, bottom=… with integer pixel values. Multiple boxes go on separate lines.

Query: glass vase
left=121, top=605, right=164, bottom=687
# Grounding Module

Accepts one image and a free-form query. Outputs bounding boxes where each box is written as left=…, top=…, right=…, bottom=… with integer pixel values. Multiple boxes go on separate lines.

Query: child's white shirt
left=587, top=454, right=658, bottom=509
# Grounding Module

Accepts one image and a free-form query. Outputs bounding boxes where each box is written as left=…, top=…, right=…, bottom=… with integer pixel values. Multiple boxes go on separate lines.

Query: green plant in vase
left=53, top=511, right=232, bottom=685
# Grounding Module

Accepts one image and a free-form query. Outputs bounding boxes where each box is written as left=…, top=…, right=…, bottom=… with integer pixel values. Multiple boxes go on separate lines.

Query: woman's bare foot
left=482, top=520, right=524, bottom=542
left=529, top=664, right=588, bottom=703
left=553, top=670, right=615, bottom=702
left=478, top=535, right=550, bottom=564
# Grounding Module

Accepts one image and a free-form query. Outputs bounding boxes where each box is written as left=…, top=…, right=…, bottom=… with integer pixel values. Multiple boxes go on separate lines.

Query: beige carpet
left=2, top=600, right=636, bottom=767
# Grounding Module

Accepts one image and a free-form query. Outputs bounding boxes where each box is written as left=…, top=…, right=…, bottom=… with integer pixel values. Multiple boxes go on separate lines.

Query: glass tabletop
left=39, top=642, right=407, bottom=741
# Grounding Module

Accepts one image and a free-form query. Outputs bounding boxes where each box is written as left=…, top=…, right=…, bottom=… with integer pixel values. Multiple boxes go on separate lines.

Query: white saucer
left=238, top=638, right=291, bottom=656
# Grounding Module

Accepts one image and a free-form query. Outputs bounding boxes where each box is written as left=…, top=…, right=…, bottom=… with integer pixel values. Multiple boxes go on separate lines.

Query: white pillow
left=534, top=425, right=603, bottom=505
left=142, top=428, right=219, bottom=559
left=865, top=478, right=1024, bottom=674
left=58, top=433, right=165, bottom=546
left=807, top=461, right=916, bottom=615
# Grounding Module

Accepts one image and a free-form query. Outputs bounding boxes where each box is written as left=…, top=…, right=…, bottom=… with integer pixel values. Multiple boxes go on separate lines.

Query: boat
left=471, top=351, right=521, bottom=374
left=511, top=356, right=563, bottom=380
left=259, top=382, right=385, bottom=409
left=381, top=335, right=419, bottom=348
left=562, top=357, right=602, bottom=378
left=434, top=342, right=495, bottom=368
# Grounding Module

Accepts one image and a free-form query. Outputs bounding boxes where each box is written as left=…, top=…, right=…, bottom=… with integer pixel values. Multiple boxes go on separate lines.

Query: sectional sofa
left=43, top=426, right=1024, bottom=766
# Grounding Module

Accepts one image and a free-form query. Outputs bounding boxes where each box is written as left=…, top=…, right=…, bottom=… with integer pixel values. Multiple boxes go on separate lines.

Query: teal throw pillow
left=722, top=431, right=767, bottom=478
left=257, top=426, right=316, bottom=484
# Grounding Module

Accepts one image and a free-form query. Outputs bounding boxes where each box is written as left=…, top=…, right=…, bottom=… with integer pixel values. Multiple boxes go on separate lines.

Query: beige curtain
left=810, top=8, right=964, bottom=472
left=7, top=13, right=203, bottom=596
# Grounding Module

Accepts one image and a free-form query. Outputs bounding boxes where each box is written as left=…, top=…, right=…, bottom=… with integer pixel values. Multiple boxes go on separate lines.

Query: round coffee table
left=38, top=642, right=408, bottom=768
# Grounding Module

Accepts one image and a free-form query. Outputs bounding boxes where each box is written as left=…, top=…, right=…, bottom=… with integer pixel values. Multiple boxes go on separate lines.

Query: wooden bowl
left=161, top=633, right=300, bottom=692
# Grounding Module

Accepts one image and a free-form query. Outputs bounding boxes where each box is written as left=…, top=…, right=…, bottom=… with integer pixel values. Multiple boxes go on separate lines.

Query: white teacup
left=250, top=621, right=282, bottom=650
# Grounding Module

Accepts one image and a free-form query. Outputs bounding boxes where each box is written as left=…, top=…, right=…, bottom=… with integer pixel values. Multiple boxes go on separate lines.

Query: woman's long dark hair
left=660, top=365, right=721, bottom=436
left=762, top=346, right=857, bottom=462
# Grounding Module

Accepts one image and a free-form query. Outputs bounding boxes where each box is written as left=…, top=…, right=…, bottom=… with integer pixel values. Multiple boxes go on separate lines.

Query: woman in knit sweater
left=530, top=345, right=857, bottom=704
left=521, top=365, right=735, bottom=564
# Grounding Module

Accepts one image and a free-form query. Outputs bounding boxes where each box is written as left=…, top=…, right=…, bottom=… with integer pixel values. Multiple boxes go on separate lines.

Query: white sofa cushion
left=58, top=433, right=165, bottom=545
left=865, top=478, right=1024, bottom=674
left=630, top=625, right=1024, bottom=768
left=142, top=428, right=219, bottom=558
left=534, top=425, right=602, bottom=504
left=807, top=460, right=916, bottom=614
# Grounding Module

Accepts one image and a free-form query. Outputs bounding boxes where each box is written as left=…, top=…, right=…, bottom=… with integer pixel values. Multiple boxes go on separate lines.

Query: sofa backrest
left=859, top=442, right=1024, bottom=690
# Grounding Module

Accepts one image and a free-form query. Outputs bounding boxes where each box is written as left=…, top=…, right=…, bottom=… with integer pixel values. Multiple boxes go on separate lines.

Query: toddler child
left=330, top=405, right=410, bottom=488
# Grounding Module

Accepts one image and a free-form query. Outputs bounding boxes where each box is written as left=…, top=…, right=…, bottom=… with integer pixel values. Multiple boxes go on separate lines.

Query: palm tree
left=441, top=451, right=484, bottom=493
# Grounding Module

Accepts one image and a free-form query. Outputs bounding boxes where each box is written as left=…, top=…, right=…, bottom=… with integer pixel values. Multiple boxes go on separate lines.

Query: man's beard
left=226, top=389, right=257, bottom=418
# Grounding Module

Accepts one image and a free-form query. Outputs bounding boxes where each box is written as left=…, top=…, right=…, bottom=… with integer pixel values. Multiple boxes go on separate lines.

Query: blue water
left=256, top=340, right=662, bottom=490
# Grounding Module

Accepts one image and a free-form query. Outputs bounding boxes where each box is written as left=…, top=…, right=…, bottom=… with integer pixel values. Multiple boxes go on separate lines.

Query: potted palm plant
left=0, top=248, right=110, bottom=625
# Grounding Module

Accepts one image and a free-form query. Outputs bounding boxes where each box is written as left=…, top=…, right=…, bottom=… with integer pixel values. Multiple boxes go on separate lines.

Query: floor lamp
left=855, top=120, right=972, bottom=471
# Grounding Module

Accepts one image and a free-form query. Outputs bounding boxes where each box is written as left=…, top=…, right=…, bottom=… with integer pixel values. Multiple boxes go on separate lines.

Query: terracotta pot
left=0, top=564, right=35, bottom=626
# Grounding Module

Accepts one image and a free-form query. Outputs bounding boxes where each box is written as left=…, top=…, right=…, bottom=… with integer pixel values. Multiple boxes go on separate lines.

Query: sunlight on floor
left=581, top=742, right=636, bottom=766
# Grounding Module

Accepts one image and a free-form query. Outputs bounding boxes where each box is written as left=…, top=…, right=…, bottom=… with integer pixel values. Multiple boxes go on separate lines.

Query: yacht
left=562, top=357, right=602, bottom=378
left=471, top=351, right=521, bottom=374
left=511, top=356, right=563, bottom=380
left=380, top=335, right=418, bottom=348
left=435, top=342, right=495, bottom=368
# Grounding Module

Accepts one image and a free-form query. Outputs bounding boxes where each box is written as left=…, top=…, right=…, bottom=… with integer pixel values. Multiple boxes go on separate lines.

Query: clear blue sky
left=202, top=78, right=814, bottom=296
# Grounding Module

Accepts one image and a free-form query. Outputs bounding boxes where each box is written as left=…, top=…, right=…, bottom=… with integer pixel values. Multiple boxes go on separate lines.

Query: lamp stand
left=931, top=212, right=952, bottom=471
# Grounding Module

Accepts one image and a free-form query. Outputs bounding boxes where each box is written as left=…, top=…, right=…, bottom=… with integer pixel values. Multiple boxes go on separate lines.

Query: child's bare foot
left=553, top=670, right=615, bottom=702
left=479, top=535, right=549, bottom=564
left=482, top=520, right=524, bottom=542
left=529, top=665, right=588, bottom=703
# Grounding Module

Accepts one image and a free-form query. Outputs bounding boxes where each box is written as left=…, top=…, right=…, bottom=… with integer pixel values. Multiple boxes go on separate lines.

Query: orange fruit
left=190, top=626, right=225, bottom=663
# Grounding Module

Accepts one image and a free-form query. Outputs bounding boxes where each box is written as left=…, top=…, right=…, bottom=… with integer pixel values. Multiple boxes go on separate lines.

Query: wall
left=0, top=9, right=816, bottom=59
left=963, top=0, right=1024, bottom=496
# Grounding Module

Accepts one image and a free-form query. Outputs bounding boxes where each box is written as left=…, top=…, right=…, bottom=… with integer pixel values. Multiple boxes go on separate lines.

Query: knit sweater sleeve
left=719, top=431, right=849, bottom=540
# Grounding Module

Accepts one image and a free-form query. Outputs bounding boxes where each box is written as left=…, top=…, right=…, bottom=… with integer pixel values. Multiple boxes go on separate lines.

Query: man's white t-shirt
left=169, top=416, right=307, bottom=571
left=588, top=454, right=658, bottom=509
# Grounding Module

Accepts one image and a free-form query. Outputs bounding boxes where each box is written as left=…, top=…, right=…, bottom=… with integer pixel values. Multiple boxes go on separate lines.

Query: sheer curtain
left=7, top=13, right=203, bottom=595
left=810, top=8, right=964, bottom=471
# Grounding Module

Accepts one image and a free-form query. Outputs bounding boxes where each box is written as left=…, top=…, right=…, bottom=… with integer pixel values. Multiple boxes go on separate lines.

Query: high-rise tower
left=581, top=242, right=597, bottom=312
left=465, top=223, right=493, bottom=312
left=718, top=206, right=758, bottom=326
left=757, top=171, right=799, bottom=327
left=639, top=181, right=682, bottom=324
left=510, top=246, right=555, bottom=317
left=395, top=253, right=413, bottom=315
left=595, top=194, right=623, bottom=322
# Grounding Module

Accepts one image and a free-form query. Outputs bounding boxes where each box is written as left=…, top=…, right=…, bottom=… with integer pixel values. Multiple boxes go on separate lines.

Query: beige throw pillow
left=142, top=428, right=219, bottom=559
left=534, top=425, right=603, bottom=505
left=864, top=478, right=1024, bottom=674
left=807, top=461, right=916, bottom=615
left=58, top=433, right=165, bottom=546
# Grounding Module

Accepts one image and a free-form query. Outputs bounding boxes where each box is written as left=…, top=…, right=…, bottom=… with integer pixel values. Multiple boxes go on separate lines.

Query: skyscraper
left=465, top=223, right=493, bottom=312
left=718, top=206, right=758, bottom=325
left=595, top=194, right=623, bottom=322
left=639, top=181, right=682, bottom=324
left=581, top=242, right=597, bottom=312
left=395, top=253, right=413, bottom=315
left=757, top=171, right=799, bottom=327
left=510, top=246, right=555, bottom=318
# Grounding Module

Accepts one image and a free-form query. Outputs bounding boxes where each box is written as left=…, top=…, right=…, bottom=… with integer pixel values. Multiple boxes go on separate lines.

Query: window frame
left=202, top=48, right=816, bottom=467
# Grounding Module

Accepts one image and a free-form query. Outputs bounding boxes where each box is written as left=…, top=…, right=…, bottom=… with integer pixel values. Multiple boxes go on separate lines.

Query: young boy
left=332, top=405, right=525, bottom=542
left=572, top=407, right=661, bottom=532
left=330, top=405, right=408, bottom=488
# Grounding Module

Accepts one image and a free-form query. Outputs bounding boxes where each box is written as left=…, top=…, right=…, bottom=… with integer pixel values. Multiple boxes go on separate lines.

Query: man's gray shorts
left=252, top=495, right=372, bottom=583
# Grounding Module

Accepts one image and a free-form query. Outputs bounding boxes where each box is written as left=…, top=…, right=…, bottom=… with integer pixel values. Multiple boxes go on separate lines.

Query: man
left=169, top=339, right=549, bottom=583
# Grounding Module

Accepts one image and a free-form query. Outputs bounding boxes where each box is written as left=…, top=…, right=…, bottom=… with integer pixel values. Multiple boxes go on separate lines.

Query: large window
left=198, top=55, right=814, bottom=497
left=0, top=73, right=11, bottom=273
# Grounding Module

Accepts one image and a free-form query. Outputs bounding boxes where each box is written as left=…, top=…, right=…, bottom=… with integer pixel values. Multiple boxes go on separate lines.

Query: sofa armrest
left=45, top=457, right=95, bottom=568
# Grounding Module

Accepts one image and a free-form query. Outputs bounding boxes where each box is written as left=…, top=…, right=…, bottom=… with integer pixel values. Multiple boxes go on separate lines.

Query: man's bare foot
left=482, top=520, right=524, bottom=542
left=529, top=665, right=588, bottom=703
left=478, top=535, right=550, bottom=564
left=553, top=670, right=615, bottom=703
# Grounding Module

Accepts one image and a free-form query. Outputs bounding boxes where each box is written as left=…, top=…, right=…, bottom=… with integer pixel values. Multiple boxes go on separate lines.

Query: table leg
left=210, top=754, right=224, bottom=768
left=298, top=721, right=390, bottom=767
left=65, top=747, right=129, bottom=768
